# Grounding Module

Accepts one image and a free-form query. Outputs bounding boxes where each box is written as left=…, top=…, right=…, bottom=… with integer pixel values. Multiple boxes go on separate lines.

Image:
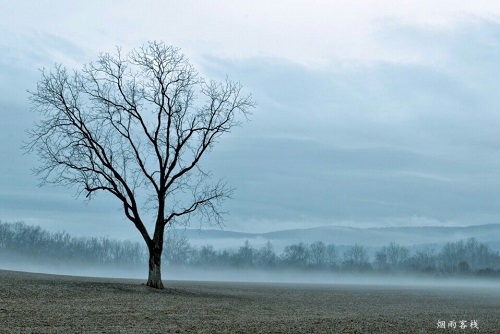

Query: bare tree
left=25, top=41, right=254, bottom=288
left=375, top=242, right=409, bottom=270
left=308, top=241, right=327, bottom=268
left=325, top=244, right=339, bottom=269
left=342, top=244, right=370, bottom=271
left=256, top=241, right=277, bottom=268
left=164, top=229, right=192, bottom=266
left=282, top=242, right=310, bottom=268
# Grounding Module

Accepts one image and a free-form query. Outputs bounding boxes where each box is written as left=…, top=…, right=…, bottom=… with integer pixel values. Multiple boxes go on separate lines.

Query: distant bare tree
left=164, top=230, right=192, bottom=266
left=256, top=241, right=277, bottom=267
left=308, top=241, right=327, bottom=268
left=282, top=242, right=309, bottom=267
left=196, top=245, right=218, bottom=266
left=375, top=242, right=409, bottom=270
left=234, top=240, right=255, bottom=267
left=325, top=244, right=339, bottom=269
left=407, top=248, right=436, bottom=273
left=25, top=41, right=254, bottom=288
left=342, top=244, right=370, bottom=271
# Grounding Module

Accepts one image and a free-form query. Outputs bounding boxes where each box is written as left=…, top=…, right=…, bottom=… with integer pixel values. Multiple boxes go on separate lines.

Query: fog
left=2, top=257, right=499, bottom=291
left=163, top=267, right=500, bottom=290
left=1, top=220, right=499, bottom=291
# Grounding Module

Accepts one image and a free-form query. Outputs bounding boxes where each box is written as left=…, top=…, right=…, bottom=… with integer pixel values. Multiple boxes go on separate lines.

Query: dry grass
left=0, top=269, right=498, bottom=333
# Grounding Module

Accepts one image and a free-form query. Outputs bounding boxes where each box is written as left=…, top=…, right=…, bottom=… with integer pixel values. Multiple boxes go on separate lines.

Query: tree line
left=1, top=221, right=500, bottom=277
left=0, top=221, right=144, bottom=266
left=164, top=233, right=500, bottom=276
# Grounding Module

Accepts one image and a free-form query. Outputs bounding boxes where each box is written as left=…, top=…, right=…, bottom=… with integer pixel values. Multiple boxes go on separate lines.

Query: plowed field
left=0, top=269, right=498, bottom=333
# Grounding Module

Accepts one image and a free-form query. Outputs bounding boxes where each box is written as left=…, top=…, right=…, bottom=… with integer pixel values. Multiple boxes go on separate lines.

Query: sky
left=1, top=1, right=500, bottom=240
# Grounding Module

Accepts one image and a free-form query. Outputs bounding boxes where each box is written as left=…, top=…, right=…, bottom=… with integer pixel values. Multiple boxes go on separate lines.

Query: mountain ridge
left=178, top=223, right=500, bottom=251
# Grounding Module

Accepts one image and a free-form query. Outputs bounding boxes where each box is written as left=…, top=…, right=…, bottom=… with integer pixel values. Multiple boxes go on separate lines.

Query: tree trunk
left=147, top=244, right=164, bottom=289
left=147, top=210, right=165, bottom=289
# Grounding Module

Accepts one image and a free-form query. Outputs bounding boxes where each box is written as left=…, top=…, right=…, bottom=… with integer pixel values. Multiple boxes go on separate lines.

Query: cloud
left=2, top=6, right=500, bottom=237
left=199, top=21, right=500, bottom=229
left=4, top=1, right=500, bottom=67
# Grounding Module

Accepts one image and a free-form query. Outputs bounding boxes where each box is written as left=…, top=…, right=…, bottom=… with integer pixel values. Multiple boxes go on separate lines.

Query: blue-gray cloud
left=200, top=21, right=500, bottom=230
left=2, top=21, right=500, bottom=237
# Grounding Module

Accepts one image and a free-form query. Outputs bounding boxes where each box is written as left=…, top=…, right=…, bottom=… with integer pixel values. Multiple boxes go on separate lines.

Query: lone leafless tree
left=25, top=41, right=254, bottom=288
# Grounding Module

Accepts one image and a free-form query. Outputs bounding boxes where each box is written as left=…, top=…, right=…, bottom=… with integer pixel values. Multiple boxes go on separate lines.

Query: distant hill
left=179, top=224, right=500, bottom=252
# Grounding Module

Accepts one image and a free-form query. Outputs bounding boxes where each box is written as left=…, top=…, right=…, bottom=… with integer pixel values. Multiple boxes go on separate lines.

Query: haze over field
left=1, top=2, right=500, bottom=245
left=2, top=221, right=500, bottom=289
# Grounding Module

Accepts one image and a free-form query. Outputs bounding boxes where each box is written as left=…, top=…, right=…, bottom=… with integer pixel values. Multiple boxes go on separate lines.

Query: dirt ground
left=0, top=269, right=499, bottom=333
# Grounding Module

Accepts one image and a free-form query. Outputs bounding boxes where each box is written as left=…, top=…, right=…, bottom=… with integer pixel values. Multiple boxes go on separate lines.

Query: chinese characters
left=437, top=320, right=479, bottom=330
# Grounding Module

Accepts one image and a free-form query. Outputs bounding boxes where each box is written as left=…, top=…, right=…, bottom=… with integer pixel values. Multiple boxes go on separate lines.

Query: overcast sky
left=1, top=1, right=500, bottom=239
